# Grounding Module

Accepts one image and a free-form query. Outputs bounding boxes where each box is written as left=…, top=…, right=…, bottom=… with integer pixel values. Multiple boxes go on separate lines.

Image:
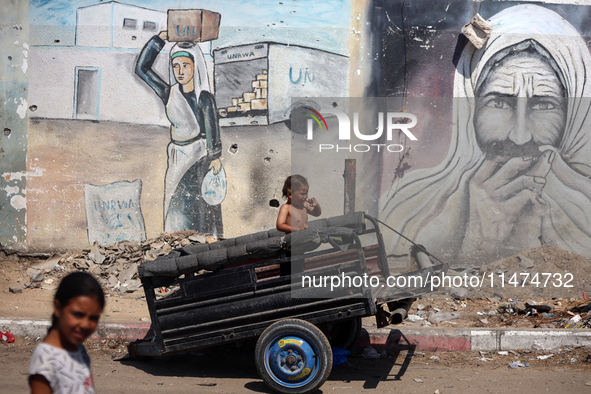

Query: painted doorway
left=74, top=67, right=101, bottom=120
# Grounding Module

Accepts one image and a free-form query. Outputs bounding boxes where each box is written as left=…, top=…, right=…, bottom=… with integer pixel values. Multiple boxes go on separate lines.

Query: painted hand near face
left=465, top=48, right=567, bottom=253
left=463, top=149, right=554, bottom=257
left=538, top=145, right=591, bottom=200
left=472, top=149, right=554, bottom=205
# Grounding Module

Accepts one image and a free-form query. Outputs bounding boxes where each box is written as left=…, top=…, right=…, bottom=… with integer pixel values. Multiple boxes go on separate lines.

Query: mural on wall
left=5, top=0, right=351, bottom=251
left=377, top=2, right=591, bottom=266
left=135, top=10, right=224, bottom=235
left=213, top=43, right=348, bottom=128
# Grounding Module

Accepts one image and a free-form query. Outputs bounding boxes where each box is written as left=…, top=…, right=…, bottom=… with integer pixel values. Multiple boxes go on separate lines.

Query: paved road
left=4, top=337, right=590, bottom=393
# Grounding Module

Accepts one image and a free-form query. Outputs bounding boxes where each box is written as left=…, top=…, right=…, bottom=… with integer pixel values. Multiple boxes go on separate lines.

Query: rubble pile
left=472, top=246, right=591, bottom=298
left=1, top=230, right=212, bottom=296
left=402, top=296, right=591, bottom=329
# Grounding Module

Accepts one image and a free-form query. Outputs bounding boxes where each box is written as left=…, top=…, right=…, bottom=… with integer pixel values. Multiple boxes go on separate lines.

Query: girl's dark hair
left=282, top=174, right=308, bottom=199
left=49, top=272, right=105, bottom=333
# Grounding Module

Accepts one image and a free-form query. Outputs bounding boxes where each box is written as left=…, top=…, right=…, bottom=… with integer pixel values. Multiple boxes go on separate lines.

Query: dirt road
left=3, top=336, right=590, bottom=393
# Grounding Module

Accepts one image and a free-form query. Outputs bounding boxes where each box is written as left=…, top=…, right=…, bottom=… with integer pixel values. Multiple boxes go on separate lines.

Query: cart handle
left=375, top=219, right=446, bottom=266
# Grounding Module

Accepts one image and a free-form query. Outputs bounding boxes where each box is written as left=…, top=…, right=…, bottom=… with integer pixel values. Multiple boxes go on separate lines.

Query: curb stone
left=0, top=319, right=150, bottom=341
left=1, top=319, right=590, bottom=352
left=359, top=327, right=591, bottom=351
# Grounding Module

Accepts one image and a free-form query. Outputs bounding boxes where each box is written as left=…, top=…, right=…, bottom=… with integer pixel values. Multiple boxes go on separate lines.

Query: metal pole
left=344, top=159, right=356, bottom=215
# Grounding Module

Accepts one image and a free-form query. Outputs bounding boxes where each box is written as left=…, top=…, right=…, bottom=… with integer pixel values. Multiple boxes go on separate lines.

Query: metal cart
left=127, top=212, right=445, bottom=394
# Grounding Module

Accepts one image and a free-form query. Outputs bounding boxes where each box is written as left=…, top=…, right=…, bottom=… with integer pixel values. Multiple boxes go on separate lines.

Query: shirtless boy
left=276, top=175, right=322, bottom=233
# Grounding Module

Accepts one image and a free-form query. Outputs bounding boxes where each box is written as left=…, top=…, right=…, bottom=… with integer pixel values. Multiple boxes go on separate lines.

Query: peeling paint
left=22, top=45, right=29, bottom=74
left=1, top=167, right=45, bottom=181
left=4, top=185, right=20, bottom=195
left=16, top=98, right=28, bottom=119
left=10, top=194, right=26, bottom=210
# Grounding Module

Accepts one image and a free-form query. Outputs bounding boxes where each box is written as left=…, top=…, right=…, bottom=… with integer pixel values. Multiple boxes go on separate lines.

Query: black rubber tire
left=255, top=319, right=332, bottom=394
left=324, top=317, right=362, bottom=350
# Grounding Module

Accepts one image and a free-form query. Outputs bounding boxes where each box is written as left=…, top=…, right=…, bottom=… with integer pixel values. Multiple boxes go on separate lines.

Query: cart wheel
left=326, top=317, right=362, bottom=350
left=255, top=319, right=332, bottom=394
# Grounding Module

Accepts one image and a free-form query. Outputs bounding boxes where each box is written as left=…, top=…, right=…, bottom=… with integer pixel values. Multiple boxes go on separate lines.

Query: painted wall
left=370, top=0, right=591, bottom=267
left=1, top=0, right=351, bottom=252
left=2, top=0, right=591, bottom=275
left=0, top=1, right=29, bottom=250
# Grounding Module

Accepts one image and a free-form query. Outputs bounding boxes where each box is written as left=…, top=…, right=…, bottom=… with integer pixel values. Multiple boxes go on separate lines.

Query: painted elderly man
left=380, top=4, right=591, bottom=266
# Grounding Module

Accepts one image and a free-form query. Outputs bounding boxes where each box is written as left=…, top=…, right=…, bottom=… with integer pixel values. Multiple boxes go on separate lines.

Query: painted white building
left=29, top=1, right=213, bottom=125
left=76, top=2, right=166, bottom=49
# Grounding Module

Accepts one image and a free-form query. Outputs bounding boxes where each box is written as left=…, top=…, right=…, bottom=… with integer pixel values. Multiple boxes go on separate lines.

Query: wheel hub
left=265, top=335, right=317, bottom=386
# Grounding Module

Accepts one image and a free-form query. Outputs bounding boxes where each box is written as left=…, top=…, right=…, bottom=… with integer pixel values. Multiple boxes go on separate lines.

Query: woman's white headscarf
left=379, top=4, right=591, bottom=263
left=169, top=42, right=211, bottom=99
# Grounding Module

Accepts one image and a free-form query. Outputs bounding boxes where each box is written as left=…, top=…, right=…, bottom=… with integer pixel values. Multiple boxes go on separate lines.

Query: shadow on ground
left=118, top=329, right=415, bottom=393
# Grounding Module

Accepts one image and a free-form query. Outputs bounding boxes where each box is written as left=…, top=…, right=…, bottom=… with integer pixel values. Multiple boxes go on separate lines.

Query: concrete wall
left=2, top=0, right=591, bottom=276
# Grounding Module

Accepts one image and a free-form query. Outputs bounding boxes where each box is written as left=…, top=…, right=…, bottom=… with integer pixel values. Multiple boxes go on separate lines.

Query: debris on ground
left=0, top=231, right=210, bottom=297
left=1, top=240, right=590, bottom=332
left=508, top=361, right=529, bottom=368
left=361, top=346, right=386, bottom=359
left=1, top=331, right=15, bottom=343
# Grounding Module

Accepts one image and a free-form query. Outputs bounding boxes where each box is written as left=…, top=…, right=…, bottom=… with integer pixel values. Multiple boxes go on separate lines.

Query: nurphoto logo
left=305, top=108, right=418, bottom=153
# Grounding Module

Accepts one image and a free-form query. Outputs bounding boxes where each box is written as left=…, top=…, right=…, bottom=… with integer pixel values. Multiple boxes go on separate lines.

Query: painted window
left=143, top=21, right=157, bottom=31
left=123, top=18, right=137, bottom=29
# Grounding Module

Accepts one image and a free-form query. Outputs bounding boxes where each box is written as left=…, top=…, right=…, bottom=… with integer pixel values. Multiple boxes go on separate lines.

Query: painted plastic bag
left=1, top=331, right=15, bottom=343
left=202, top=165, right=227, bottom=206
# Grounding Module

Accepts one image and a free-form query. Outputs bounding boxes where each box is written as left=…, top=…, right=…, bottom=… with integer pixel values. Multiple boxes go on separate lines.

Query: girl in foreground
left=29, top=272, right=105, bottom=394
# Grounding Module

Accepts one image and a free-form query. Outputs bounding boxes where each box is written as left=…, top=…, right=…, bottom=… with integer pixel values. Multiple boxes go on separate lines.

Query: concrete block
left=461, top=13, right=492, bottom=49
left=471, top=328, right=591, bottom=351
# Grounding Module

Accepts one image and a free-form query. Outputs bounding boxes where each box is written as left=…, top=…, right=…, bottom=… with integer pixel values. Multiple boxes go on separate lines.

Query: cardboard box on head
left=167, top=9, right=221, bottom=42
